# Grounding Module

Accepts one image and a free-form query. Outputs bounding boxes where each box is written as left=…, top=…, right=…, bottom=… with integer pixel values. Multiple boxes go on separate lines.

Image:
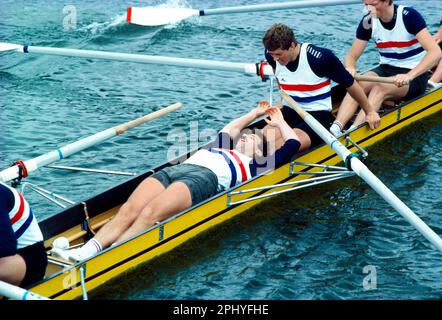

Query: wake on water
left=77, top=0, right=198, bottom=43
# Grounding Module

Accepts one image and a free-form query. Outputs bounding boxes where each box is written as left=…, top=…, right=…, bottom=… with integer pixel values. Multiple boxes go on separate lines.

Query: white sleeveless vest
left=372, top=5, right=425, bottom=69
left=1, top=182, right=43, bottom=249
left=275, top=43, right=332, bottom=112
left=184, top=148, right=252, bottom=189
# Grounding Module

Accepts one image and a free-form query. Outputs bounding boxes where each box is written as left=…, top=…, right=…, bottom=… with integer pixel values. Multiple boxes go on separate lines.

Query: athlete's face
left=235, top=133, right=263, bottom=158
left=363, top=0, right=390, bottom=18
left=268, top=43, right=297, bottom=66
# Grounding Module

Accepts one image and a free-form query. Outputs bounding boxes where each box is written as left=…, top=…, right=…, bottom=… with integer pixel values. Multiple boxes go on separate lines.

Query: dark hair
left=262, top=23, right=298, bottom=51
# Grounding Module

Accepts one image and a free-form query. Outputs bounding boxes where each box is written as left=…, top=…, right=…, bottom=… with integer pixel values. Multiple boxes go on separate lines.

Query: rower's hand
left=346, top=67, right=357, bottom=77
left=366, top=111, right=381, bottom=130
left=394, top=73, right=413, bottom=87
left=253, top=100, right=271, bottom=117
left=264, top=107, right=284, bottom=127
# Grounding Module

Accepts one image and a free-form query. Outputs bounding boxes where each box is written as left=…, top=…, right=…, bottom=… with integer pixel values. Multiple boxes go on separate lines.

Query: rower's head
left=235, top=129, right=264, bottom=158
left=263, top=23, right=299, bottom=67
left=363, top=0, right=393, bottom=19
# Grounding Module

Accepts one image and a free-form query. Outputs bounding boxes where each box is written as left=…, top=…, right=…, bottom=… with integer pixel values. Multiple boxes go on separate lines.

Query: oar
left=355, top=74, right=402, bottom=85
left=279, top=90, right=442, bottom=252
left=0, top=280, right=50, bottom=300
left=0, top=103, right=182, bottom=183
left=0, top=43, right=274, bottom=76
left=127, top=0, right=361, bottom=26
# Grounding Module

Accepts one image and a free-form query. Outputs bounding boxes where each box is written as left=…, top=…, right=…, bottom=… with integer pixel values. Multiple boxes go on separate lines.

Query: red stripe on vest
left=375, top=39, right=418, bottom=49
left=11, top=192, right=25, bottom=225
left=279, top=80, right=330, bottom=92
left=227, top=150, right=248, bottom=182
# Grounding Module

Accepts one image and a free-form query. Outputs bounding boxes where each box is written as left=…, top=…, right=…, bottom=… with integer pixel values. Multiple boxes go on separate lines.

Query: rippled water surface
left=1, top=0, right=441, bottom=300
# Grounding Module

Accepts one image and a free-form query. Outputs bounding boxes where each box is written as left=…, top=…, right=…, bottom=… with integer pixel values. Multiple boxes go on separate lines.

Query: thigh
left=16, top=242, right=47, bottom=287
left=0, top=254, right=26, bottom=286
left=372, top=82, right=409, bottom=101
left=293, top=128, right=312, bottom=151
left=144, top=182, right=193, bottom=223
left=125, top=177, right=166, bottom=213
left=359, top=70, right=385, bottom=92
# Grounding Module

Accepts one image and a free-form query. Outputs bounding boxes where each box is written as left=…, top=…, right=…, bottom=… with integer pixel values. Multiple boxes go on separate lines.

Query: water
left=1, top=0, right=441, bottom=299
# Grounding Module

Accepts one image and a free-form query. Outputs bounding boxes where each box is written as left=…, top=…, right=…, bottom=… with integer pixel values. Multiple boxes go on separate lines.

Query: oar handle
left=115, top=102, right=182, bottom=134
left=355, top=74, right=397, bottom=84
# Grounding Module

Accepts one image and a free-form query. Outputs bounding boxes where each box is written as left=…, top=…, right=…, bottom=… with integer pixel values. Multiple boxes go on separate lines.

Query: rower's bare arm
left=220, top=100, right=270, bottom=138
left=346, top=82, right=380, bottom=130
left=409, top=28, right=442, bottom=78
left=264, top=107, right=299, bottom=142
left=345, top=39, right=368, bottom=76
left=393, top=29, right=441, bottom=87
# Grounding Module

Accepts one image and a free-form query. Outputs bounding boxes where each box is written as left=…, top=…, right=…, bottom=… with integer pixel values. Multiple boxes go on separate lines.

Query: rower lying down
left=51, top=101, right=301, bottom=262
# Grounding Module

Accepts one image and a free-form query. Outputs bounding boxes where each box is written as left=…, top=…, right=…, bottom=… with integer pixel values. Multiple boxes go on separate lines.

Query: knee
left=116, top=201, right=142, bottom=224
left=137, top=206, right=157, bottom=225
left=370, top=84, right=387, bottom=98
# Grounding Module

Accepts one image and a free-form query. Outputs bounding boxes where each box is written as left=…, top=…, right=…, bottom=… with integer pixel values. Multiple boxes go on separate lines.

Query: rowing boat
left=23, top=81, right=441, bottom=300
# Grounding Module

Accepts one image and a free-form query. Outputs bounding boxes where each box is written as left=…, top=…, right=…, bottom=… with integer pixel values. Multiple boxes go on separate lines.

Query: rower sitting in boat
left=330, top=0, right=442, bottom=136
left=51, top=102, right=301, bottom=262
left=0, top=182, right=47, bottom=288
left=261, top=23, right=380, bottom=152
left=429, top=20, right=442, bottom=84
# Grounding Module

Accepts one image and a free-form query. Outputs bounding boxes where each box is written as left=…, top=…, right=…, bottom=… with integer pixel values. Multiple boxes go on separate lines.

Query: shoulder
left=214, top=131, right=234, bottom=149
left=402, top=6, right=423, bottom=19
left=264, top=49, right=276, bottom=69
left=305, top=44, right=336, bottom=63
left=0, top=183, right=15, bottom=211
left=402, top=6, right=426, bottom=34
left=356, top=13, right=372, bottom=41
left=360, top=12, right=372, bottom=28
left=305, top=44, right=342, bottom=70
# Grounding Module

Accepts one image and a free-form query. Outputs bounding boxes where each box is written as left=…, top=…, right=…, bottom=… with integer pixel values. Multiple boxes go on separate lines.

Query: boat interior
left=39, top=75, right=441, bottom=284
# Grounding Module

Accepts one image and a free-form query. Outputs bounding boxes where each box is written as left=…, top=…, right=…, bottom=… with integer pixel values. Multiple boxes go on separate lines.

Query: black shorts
left=280, top=106, right=334, bottom=148
left=370, top=64, right=430, bottom=101
left=151, top=163, right=219, bottom=206
left=17, top=241, right=47, bottom=288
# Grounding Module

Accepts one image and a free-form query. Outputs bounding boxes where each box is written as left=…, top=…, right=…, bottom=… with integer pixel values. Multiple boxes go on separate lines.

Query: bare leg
left=0, top=255, right=26, bottom=286
left=335, top=71, right=379, bottom=128
left=352, top=82, right=409, bottom=127
left=94, top=177, right=166, bottom=248
left=116, top=182, right=193, bottom=243
left=429, top=60, right=442, bottom=83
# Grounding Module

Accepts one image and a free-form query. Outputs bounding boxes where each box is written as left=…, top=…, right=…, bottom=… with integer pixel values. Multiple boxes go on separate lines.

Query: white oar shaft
left=280, top=90, right=442, bottom=252
left=0, top=103, right=182, bottom=183
left=0, top=280, right=50, bottom=300
left=351, top=160, right=442, bottom=251
left=203, top=0, right=360, bottom=15
left=11, top=45, right=271, bottom=76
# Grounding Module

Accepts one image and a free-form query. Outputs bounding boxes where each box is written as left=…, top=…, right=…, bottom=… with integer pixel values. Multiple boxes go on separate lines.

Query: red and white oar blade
left=0, top=42, right=22, bottom=52
left=127, top=7, right=199, bottom=26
